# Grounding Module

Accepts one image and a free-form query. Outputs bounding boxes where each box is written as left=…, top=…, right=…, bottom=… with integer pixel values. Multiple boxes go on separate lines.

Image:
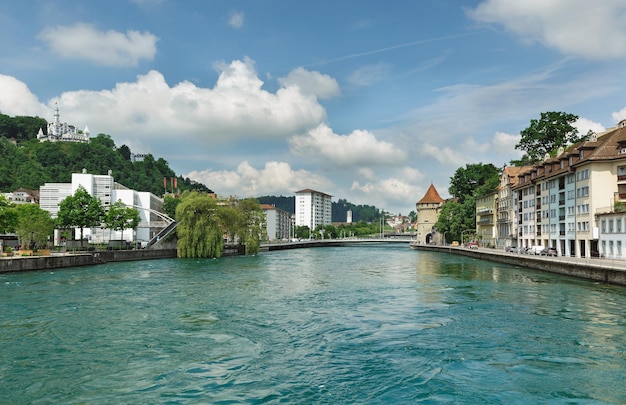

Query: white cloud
left=289, top=124, right=407, bottom=166
left=348, top=63, right=390, bottom=87
left=574, top=117, right=605, bottom=135
left=185, top=161, right=333, bottom=198
left=349, top=167, right=424, bottom=214
left=228, top=11, right=245, bottom=29
left=0, top=74, right=48, bottom=117
left=41, top=59, right=327, bottom=142
left=491, top=131, right=522, bottom=157
left=468, top=0, right=626, bottom=60
left=38, top=23, right=158, bottom=67
left=611, top=108, right=626, bottom=125
left=277, top=67, right=340, bottom=99
left=419, top=143, right=466, bottom=166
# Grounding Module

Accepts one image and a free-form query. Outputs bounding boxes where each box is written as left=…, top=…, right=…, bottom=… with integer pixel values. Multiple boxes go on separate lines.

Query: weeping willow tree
left=237, top=198, right=264, bottom=255
left=175, top=192, right=265, bottom=258
left=176, top=192, right=224, bottom=258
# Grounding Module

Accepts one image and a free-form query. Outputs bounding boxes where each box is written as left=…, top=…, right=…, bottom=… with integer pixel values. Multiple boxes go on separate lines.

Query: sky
left=2, top=0, right=626, bottom=216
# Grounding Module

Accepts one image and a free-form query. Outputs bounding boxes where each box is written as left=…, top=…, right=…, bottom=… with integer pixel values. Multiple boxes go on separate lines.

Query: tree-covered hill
left=0, top=113, right=213, bottom=196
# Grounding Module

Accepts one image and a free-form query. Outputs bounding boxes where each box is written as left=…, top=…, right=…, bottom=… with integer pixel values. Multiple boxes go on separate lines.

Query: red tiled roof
left=417, top=183, right=444, bottom=204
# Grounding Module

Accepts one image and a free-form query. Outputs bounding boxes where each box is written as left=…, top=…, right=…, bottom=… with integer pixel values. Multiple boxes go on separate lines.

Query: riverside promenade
left=410, top=243, right=626, bottom=287
left=0, top=249, right=177, bottom=274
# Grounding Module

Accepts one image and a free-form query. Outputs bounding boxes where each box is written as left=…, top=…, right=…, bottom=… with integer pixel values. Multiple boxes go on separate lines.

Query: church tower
left=415, top=183, right=444, bottom=244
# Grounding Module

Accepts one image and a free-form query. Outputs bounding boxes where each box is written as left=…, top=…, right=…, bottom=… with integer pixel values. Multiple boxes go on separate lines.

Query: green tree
left=237, top=198, right=264, bottom=255
left=0, top=196, right=18, bottom=233
left=515, top=111, right=586, bottom=163
left=163, top=195, right=180, bottom=219
left=104, top=200, right=141, bottom=241
left=449, top=163, right=499, bottom=204
left=176, top=192, right=223, bottom=258
left=14, top=204, right=55, bottom=249
left=56, top=186, right=105, bottom=246
left=295, top=225, right=310, bottom=239
left=435, top=198, right=477, bottom=243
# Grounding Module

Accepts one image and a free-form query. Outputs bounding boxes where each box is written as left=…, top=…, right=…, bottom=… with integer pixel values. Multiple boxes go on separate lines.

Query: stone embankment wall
left=0, top=249, right=177, bottom=274
left=411, top=245, right=626, bottom=286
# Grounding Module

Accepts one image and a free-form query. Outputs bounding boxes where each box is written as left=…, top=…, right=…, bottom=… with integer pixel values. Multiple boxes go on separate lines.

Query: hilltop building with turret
left=36, top=104, right=90, bottom=143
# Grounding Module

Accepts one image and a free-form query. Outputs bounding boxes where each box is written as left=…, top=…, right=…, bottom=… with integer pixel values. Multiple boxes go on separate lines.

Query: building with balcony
left=261, top=204, right=293, bottom=241
left=476, top=192, right=497, bottom=247
left=513, top=119, right=626, bottom=257
left=497, top=166, right=530, bottom=249
left=295, top=189, right=332, bottom=232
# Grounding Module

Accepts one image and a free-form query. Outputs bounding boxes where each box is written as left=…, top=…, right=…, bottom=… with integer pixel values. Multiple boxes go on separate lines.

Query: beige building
left=476, top=192, right=497, bottom=247
left=497, top=166, right=529, bottom=249
left=513, top=119, right=626, bottom=257
left=415, top=183, right=444, bottom=244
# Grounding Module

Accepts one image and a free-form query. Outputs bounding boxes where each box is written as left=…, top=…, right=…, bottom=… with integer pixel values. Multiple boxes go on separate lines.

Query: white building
left=261, top=204, right=292, bottom=241
left=596, top=211, right=626, bottom=259
left=295, top=189, right=332, bottom=231
left=37, top=105, right=90, bottom=143
left=39, top=170, right=167, bottom=244
left=2, top=188, right=39, bottom=205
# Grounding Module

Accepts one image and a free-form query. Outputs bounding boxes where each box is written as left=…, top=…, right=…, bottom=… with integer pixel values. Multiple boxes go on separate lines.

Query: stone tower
left=415, top=183, right=444, bottom=244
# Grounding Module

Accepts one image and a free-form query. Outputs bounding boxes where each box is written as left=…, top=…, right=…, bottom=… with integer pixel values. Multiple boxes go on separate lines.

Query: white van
left=529, top=245, right=544, bottom=255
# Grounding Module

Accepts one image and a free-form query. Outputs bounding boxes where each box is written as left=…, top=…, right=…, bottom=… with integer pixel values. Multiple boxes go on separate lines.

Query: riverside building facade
left=39, top=170, right=167, bottom=245
left=513, top=119, right=626, bottom=258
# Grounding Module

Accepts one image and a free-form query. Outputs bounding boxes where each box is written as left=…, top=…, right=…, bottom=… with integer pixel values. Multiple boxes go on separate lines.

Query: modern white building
left=36, top=105, right=90, bottom=143
left=295, top=189, right=332, bottom=231
left=39, top=170, right=167, bottom=244
left=261, top=204, right=292, bottom=241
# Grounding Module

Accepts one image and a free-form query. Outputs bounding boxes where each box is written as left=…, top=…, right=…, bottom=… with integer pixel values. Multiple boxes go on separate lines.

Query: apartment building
left=295, top=189, right=332, bottom=231
left=513, top=119, right=626, bottom=257
left=476, top=192, right=497, bottom=247
left=497, top=166, right=529, bottom=249
left=261, top=204, right=293, bottom=241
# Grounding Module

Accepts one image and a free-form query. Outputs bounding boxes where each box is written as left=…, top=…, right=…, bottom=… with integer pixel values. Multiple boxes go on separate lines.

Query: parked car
left=529, top=245, right=545, bottom=255
left=540, top=247, right=558, bottom=256
left=505, top=246, right=517, bottom=253
left=451, top=241, right=459, bottom=247
left=466, top=241, right=479, bottom=249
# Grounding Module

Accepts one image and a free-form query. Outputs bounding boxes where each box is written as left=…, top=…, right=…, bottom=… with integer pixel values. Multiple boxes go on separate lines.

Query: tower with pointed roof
left=415, top=183, right=445, bottom=244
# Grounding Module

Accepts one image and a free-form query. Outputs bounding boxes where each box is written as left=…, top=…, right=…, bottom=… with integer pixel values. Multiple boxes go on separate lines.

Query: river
left=1, top=245, right=625, bottom=403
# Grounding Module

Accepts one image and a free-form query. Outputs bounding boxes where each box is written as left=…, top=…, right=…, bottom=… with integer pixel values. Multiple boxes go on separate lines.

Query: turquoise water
left=1, top=245, right=626, bottom=404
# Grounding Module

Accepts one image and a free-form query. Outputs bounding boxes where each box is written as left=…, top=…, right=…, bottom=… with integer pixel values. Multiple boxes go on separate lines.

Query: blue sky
left=2, top=0, right=626, bottom=215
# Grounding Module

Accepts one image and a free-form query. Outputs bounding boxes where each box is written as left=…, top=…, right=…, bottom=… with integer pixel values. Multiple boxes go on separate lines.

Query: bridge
left=260, top=237, right=415, bottom=252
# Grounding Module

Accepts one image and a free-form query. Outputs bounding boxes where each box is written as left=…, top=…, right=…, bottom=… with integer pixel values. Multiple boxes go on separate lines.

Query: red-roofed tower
left=415, top=183, right=445, bottom=244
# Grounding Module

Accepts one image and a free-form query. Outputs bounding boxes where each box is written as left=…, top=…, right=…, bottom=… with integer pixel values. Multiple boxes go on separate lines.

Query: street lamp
left=442, top=231, right=447, bottom=246
left=462, top=230, right=473, bottom=245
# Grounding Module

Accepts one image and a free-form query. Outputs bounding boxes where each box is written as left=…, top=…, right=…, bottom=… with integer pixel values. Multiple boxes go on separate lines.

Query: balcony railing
left=618, top=174, right=626, bottom=181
